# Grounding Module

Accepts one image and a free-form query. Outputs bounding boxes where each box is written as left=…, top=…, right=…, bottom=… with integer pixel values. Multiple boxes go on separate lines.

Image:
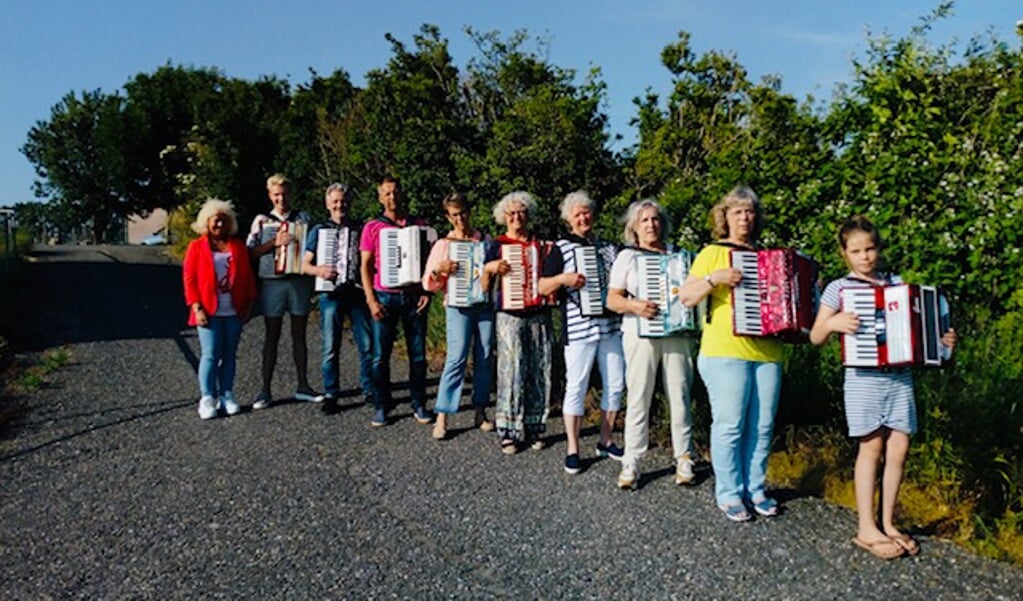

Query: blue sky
left=1, top=0, right=1019, bottom=205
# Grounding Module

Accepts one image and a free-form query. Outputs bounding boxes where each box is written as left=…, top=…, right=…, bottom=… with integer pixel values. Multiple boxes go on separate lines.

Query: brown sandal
left=852, top=536, right=905, bottom=560
left=887, top=533, right=921, bottom=556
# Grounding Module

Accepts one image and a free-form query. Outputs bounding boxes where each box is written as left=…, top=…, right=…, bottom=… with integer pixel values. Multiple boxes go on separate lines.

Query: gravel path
left=2, top=245, right=1021, bottom=600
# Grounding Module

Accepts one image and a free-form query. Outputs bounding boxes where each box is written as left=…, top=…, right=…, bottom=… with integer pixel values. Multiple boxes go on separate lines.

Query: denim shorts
left=260, top=277, right=313, bottom=317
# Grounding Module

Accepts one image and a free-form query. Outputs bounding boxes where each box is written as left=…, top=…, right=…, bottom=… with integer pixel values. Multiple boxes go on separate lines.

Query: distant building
left=126, top=209, right=168, bottom=244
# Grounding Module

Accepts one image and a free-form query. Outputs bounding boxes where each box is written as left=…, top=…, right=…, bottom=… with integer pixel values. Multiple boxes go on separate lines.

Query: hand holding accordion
left=730, top=248, right=819, bottom=342
left=840, top=284, right=951, bottom=368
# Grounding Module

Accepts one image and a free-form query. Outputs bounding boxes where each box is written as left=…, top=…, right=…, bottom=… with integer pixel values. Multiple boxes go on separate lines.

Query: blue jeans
left=371, top=291, right=428, bottom=412
left=196, top=316, right=243, bottom=398
left=434, top=304, right=494, bottom=414
left=698, top=355, right=782, bottom=507
left=319, top=289, right=373, bottom=399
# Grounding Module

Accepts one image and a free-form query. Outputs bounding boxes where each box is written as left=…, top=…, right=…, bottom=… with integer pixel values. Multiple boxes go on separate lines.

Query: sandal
left=751, top=497, right=779, bottom=517
left=719, top=503, right=752, bottom=522
left=887, top=533, right=921, bottom=556
left=500, top=439, right=518, bottom=455
left=852, top=536, right=905, bottom=560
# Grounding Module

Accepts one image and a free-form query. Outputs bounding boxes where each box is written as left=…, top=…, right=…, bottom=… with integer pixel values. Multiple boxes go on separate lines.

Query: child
left=809, top=216, right=957, bottom=559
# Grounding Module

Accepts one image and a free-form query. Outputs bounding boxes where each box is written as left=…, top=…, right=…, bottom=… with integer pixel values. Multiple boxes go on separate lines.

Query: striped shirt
left=543, top=234, right=621, bottom=345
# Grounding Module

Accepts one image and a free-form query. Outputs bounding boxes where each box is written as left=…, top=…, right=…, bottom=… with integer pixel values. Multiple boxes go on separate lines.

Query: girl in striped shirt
left=810, top=216, right=956, bottom=560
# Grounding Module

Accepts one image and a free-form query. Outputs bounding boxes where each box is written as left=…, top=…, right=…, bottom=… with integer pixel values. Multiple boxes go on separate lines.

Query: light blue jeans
left=698, top=355, right=782, bottom=508
left=197, top=315, right=243, bottom=398
left=434, top=304, right=494, bottom=414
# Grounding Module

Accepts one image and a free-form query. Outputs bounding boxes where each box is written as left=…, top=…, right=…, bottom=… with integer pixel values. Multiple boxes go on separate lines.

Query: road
left=1, top=244, right=1021, bottom=600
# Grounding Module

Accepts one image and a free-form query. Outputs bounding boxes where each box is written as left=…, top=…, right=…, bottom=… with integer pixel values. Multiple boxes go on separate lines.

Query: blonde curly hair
left=191, top=199, right=239, bottom=236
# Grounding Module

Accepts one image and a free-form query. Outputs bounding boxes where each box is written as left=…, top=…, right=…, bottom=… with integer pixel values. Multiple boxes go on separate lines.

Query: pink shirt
left=359, top=215, right=428, bottom=292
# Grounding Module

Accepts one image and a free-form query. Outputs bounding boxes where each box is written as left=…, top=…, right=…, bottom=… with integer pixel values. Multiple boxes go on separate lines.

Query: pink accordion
left=730, top=248, right=819, bottom=343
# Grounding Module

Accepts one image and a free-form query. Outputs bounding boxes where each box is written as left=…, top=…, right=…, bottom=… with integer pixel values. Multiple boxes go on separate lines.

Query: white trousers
left=562, top=334, right=625, bottom=416
left=621, top=331, right=696, bottom=467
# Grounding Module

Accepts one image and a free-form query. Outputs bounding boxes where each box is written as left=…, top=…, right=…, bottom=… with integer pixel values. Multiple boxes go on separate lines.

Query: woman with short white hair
left=485, top=191, right=553, bottom=454
left=539, top=191, right=625, bottom=475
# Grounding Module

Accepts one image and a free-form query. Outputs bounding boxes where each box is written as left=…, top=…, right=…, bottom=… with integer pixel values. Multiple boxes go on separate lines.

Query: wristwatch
left=703, top=275, right=714, bottom=287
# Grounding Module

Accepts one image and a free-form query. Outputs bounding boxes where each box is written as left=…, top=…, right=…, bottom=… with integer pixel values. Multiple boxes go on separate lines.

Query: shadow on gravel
left=0, top=398, right=194, bottom=462
left=11, top=260, right=188, bottom=351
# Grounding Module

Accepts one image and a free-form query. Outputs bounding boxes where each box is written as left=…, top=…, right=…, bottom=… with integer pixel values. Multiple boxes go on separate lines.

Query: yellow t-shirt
left=689, top=244, right=783, bottom=362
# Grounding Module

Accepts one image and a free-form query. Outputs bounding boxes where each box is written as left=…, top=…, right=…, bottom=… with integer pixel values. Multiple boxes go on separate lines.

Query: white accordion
left=314, top=226, right=360, bottom=292
left=635, top=250, right=702, bottom=337
left=379, top=225, right=438, bottom=289
left=446, top=240, right=488, bottom=307
left=840, top=284, right=949, bottom=368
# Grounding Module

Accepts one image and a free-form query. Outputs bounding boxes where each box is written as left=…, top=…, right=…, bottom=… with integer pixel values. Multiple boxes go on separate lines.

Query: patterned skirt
left=495, top=311, right=552, bottom=441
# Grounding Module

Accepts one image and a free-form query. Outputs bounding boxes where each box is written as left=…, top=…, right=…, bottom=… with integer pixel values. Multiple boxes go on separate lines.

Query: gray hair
left=191, top=198, right=239, bottom=236
left=324, top=182, right=350, bottom=197
left=493, top=191, right=538, bottom=226
left=621, top=199, right=671, bottom=246
left=559, top=190, right=595, bottom=222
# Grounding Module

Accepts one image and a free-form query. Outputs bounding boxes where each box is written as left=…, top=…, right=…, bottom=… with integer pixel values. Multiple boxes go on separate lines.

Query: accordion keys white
left=446, top=240, right=487, bottom=307
left=314, top=226, right=359, bottom=292
left=573, top=246, right=607, bottom=317
left=730, top=248, right=819, bottom=342
left=379, top=225, right=438, bottom=289
left=635, top=250, right=702, bottom=337
left=840, top=284, right=946, bottom=368
left=499, top=241, right=554, bottom=311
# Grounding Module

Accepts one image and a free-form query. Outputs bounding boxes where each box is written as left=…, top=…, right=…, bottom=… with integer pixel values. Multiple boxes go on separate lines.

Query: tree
left=21, top=89, right=131, bottom=242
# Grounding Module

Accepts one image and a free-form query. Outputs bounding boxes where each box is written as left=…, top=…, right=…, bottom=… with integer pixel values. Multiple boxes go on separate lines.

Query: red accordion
left=840, top=284, right=947, bottom=368
left=730, top=248, right=819, bottom=342
left=499, top=241, right=556, bottom=311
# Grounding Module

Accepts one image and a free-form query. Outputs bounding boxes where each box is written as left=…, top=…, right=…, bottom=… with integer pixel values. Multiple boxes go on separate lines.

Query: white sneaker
left=198, top=396, right=218, bottom=420
left=675, top=453, right=695, bottom=485
left=294, top=388, right=324, bottom=403
left=617, top=463, right=639, bottom=490
left=221, top=392, right=240, bottom=416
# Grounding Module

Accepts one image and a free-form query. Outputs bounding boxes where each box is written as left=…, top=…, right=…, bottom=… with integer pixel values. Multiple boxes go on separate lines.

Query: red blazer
left=182, top=236, right=258, bottom=326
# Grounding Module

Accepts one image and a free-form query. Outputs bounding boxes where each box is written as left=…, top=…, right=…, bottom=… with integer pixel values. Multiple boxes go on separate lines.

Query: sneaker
left=564, top=454, right=581, bottom=475
left=617, top=463, right=638, bottom=490
left=321, top=394, right=340, bottom=415
left=198, top=396, right=218, bottom=420
left=719, top=503, right=752, bottom=523
left=596, top=441, right=624, bottom=461
left=370, top=408, right=387, bottom=427
left=474, top=408, right=495, bottom=432
left=413, top=406, right=434, bottom=424
left=252, top=390, right=272, bottom=410
left=294, top=387, right=324, bottom=403
left=675, top=454, right=695, bottom=485
left=221, top=392, right=240, bottom=416
left=751, top=496, right=779, bottom=517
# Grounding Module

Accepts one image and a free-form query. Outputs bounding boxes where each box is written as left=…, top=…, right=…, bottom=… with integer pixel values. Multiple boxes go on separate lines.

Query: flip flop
left=852, top=536, right=905, bottom=560
left=888, top=533, right=921, bottom=556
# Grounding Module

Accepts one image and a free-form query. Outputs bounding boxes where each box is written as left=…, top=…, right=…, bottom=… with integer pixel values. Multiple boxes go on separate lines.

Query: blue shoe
left=751, top=496, right=779, bottom=517
left=564, top=454, right=581, bottom=475
left=719, top=503, right=752, bottom=523
left=413, top=406, right=434, bottom=425
left=595, top=442, right=624, bottom=461
left=370, top=408, right=387, bottom=427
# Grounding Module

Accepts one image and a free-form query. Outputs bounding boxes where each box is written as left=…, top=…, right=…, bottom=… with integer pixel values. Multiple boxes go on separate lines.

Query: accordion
left=314, top=226, right=360, bottom=292
left=635, top=250, right=702, bottom=337
left=572, top=245, right=610, bottom=317
left=840, top=284, right=948, bottom=368
left=379, top=225, right=438, bottom=289
left=730, top=248, right=819, bottom=342
left=500, top=241, right=556, bottom=311
left=257, top=221, right=307, bottom=277
left=446, top=240, right=488, bottom=307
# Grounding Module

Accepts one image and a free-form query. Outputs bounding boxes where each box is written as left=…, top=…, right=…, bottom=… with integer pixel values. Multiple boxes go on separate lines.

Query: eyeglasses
left=505, top=210, right=528, bottom=218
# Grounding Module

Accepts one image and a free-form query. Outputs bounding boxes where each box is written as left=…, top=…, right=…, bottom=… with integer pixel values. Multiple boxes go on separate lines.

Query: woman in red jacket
left=183, top=199, right=258, bottom=419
